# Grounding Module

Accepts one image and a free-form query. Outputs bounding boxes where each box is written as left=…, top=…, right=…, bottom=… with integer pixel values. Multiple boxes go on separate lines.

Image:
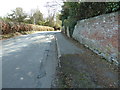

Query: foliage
left=1, top=21, right=32, bottom=34
left=32, top=24, right=54, bottom=31
left=39, top=13, right=61, bottom=30
left=55, top=13, right=62, bottom=30
left=22, top=9, right=44, bottom=25
left=106, top=2, right=120, bottom=13
left=7, top=7, right=27, bottom=23
left=0, top=20, right=54, bottom=35
left=32, top=9, right=44, bottom=24
left=1, top=7, right=61, bottom=33
left=60, top=2, right=120, bottom=37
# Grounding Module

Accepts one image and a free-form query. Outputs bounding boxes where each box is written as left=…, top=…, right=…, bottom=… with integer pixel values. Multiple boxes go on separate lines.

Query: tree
left=32, top=9, right=44, bottom=25
left=54, top=13, right=62, bottom=30
left=7, top=7, right=27, bottom=23
left=44, top=1, right=63, bottom=27
left=60, top=2, right=120, bottom=36
left=0, top=17, right=3, bottom=21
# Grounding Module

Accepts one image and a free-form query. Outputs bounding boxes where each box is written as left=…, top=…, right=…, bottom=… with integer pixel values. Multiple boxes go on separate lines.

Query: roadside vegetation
left=0, top=7, right=61, bottom=39
left=60, top=2, right=120, bottom=37
left=0, top=21, right=54, bottom=39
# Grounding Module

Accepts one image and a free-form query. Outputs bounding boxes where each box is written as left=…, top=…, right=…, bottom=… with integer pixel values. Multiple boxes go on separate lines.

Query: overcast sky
left=0, top=0, right=63, bottom=18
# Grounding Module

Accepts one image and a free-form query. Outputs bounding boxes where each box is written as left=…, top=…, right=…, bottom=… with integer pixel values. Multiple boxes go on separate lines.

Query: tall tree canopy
left=60, top=2, right=120, bottom=36
left=7, top=7, right=27, bottom=23
left=32, top=9, right=44, bottom=25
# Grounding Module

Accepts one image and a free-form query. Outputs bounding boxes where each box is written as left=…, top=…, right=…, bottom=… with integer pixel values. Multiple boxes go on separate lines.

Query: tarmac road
left=2, top=31, right=59, bottom=88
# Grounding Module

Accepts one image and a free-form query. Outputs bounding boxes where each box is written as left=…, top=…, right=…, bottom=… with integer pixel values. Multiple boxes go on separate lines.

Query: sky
left=0, top=0, right=63, bottom=18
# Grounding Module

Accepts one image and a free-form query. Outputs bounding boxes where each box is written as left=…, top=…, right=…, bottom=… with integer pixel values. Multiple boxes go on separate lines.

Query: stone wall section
left=72, top=11, right=119, bottom=65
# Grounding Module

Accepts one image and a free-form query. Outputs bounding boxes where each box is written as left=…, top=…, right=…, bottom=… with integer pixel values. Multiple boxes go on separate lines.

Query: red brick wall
left=72, top=11, right=119, bottom=65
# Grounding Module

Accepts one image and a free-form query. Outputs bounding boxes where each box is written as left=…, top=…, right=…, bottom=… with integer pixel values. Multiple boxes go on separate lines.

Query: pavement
left=2, top=31, right=59, bottom=88
left=55, top=32, right=118, bottom=88
left=1, top=31, right=118, bottom=88
left=55, top=32, right=85, bottom=68
left=55, top=32, right=84, bottom=58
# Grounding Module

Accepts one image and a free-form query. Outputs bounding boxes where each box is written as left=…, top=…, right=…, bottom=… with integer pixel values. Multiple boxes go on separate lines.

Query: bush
left=0, top=20, right=54, bottom=35
left=31, top=24, right=54, bottom=31
left=0, top=21, right=33, bottom=34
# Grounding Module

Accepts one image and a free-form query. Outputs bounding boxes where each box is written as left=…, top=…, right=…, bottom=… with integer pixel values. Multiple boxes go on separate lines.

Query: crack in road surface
left=2, top=31, right=59, bottom=88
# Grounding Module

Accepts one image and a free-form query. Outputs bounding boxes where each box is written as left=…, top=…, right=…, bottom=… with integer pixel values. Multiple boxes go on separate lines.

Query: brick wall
left=72, top=11, right=119, bottom=65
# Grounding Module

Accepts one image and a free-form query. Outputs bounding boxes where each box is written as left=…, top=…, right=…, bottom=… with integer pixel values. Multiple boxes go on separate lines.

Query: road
left=2, top=31, right=59, bottom=88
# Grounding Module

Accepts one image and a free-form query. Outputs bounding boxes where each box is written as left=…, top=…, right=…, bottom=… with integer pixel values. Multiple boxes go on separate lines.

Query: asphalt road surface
left=2, top=31, right=59, bottom=88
